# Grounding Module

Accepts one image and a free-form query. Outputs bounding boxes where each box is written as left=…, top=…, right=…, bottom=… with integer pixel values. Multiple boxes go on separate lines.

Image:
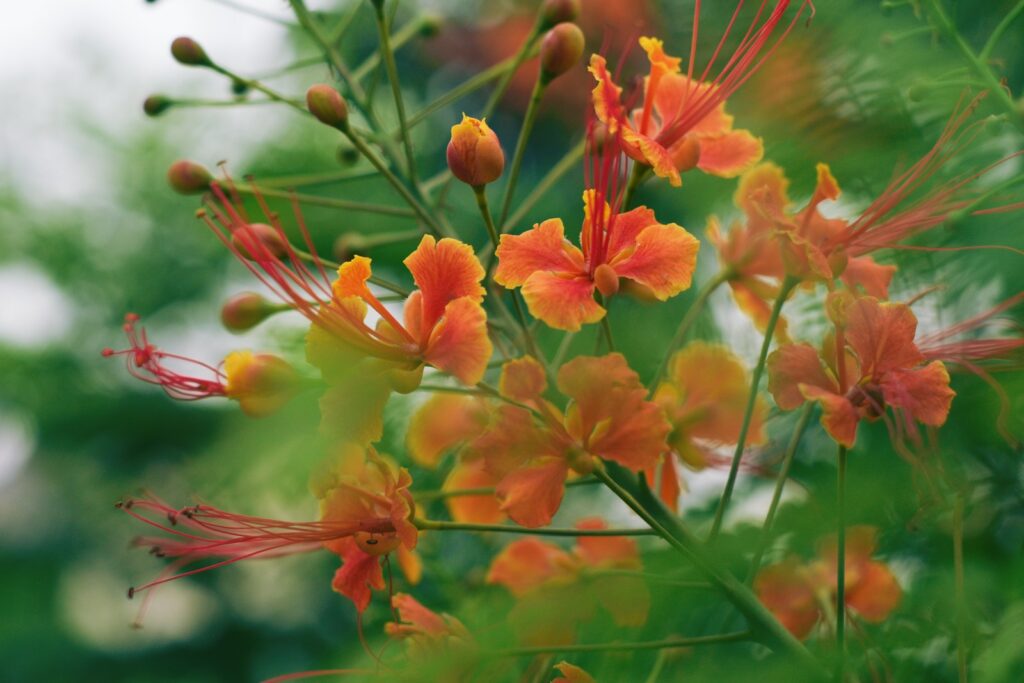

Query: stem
left=256, top=168, right=380, bottom=188
left=160, top=97, right=296, bottom=109
left=498, top=77, right=548, bottom=227
left=231, top=181, right=416, bottom=217
left=494, top=632, right=752, bottom=657
left=647, top=268, right=733, bottom=392
left=954, top=491, right=968, bottom=683
left=353, top=14, right=430, bottom=81
left=473, top=185, right=501, bottom=250
left=208, top=65, right=309, bottom=116
left=599, top=308, right=616, bottom=353
left=483, top=16, right=543, bottom=117
left=371, top=0, right=418, bottom=184
left=746, top=403, right=815, bottom=583
left=621, top=164, right=648, bottom=212
left=709, top=276, right=798, bottom=541
left=502, top=137, right=586, bottom=232
left=644, top=651, right=669, bottom=683
left=836, top=444, right=848, bottom=679
left=979, top=0, right=1024, bottom=61
left=414, top=477, right=599, bottom=502
left=415, top=518, right=658, bottom=537
left=508, top=291, right=545, bottom=363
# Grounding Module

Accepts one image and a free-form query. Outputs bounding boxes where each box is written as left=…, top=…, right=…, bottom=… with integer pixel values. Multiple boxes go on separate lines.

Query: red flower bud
left=306, top=84, right=349, bottom=128
left=231, top=223, right=290, bottom=260
left=541, top=0, right=580, bottom=27
left=220, top=292, right=278, bottom=333
left=166, top=160, right=213, bottom=195
left=540, top=23, right=585, bottom=82
left=447, top=115, right=505, bottom=187
left=170, top=37, right=211, bottom=67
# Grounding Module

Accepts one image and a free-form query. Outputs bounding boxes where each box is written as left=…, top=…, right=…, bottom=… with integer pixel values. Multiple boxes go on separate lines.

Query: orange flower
left=589, top=2, right=814, bottom=188
left=487, top=518, right=650, bottom=644
left=650, top=342, right=768, bottom=510
left=467, top=354, right=669, bottom=527
left=767, top=296, right=955, bottom=447
left=755, top=526, right=902, bottom=639
left=552, top=662, right=596, bottom=683
left=385, top=593, right=472, bottom=656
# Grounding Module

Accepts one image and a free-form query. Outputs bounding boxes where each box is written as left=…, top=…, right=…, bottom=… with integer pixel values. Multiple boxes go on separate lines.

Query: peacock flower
left=755, top=526, right=902, bottom=639
left=120, top=447, right=416, bottom=618
left=495, top=119, right=699, bottom=332
left=650, top=342, right=768, bottom=510
left=102, top=313, right=300, bottom=417
left=467, top=354, right=670, bottom=527
left=588, top=0, right=817, bottom=187
left=767, top=295, right=955, bottom=447
left=487, top=518, right=650, bottom=644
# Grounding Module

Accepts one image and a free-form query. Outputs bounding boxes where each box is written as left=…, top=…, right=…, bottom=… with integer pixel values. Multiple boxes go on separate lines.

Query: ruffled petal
left=331, top=542, right=385, bottom=613
left=612, top=223, right=700, bottom=300
left=521, top=270, right=604, bottom=332
left=767, top=343, right=838, bottom=410
left=499, top=355, right=548, bottom=402
left=800, top=384, right=860, bottom=447
left=474, top=405, right=559, bottom=479
left=588, top=54, right=626, bottom=126
left=735, top=162, right=791, bottom=232
left=494, top=218, right=586, bottom=287
left=842, top=256, right=896, bottom=298
left=496, top=456, right=569, bottom=528
left=404, top=236, right=485, bottom=331
left=333, top=255, right=374, bottom=299
left=423, top=296, right=492, bottom=385
left=486, top=537, right=575, bottom=597
left=406, top=394, right=488, bottom=468
left=443, top=457, right=506, bottom=524
left=880, top=361, right=955, bottom=427
left=844, top=297, right=924, bottom=377
left=625, top=128, right=682, bottom=186
left=696, top=129, right=764, bottom=178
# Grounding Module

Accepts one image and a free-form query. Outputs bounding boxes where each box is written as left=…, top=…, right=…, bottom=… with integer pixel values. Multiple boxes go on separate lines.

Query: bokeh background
left=2, top=1, right=1023, bottom=681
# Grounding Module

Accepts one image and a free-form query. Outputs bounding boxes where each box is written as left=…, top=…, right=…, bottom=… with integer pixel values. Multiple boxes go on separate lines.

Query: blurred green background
left=1, top=1, right=1022, bottom=681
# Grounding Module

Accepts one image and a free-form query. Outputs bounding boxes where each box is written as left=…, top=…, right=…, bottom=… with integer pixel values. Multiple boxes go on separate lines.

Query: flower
left=552, top=662, right=596, bottom=683
left=468, top=354, right=670, bottom=527
left=767, top=295, right=955, bottom=447
left=650, top=342, right=767, bottom=510
left=102, top=313, right=299, bottom=417
left=589, top=1, right=815, bottom=187
left=755, top=526, right=902, bottom=639
left=447, top=114, right=505, bottom=187
left=385, top=593, right=472, bottom=652
left=495, top=119, right=699, bottom=332
left=487, top=518, right=650, bottom=644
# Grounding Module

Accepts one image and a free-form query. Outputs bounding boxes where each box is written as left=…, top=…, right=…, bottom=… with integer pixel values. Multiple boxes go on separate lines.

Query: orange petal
left=521, top=270, right=604, bottom=332
left=767, top=343, right=838, bottom=410
left=696, top=129, right=764, bottom=178
left=331, top=543, right=384, bottom=613
left=735, top=162, right=791, bottom=232
left=845, top=297, right=924, bottom=377
left=814, top=162, right=841, bottom=201
left=575, top=518, right=640, bottom=569
left=473, top=405, right=560, bottom=479
left=639, top=36, right=682, bottom=74
left=404, top=236, right=485, bottom=332
left=553, top=662, right=596, bottom=683
left=486, top=537, right=574, bottom=597
left=424, top=296, right=492, bottom=385
left=754, top=559, right=821, bottom=639
left=582, top=192, right=657, bottom=259
left=799, top=384, right=860, bottom=447
left=443, top=457, right=506, bottom=524
left=333, top=255, right=374, bottom=299
left=494, top=218, right=585, bottom=287
left=499, top=356, right=548, bottom=402
left=625, top=129, right=682, bottom=186
left=612, top=223, right=700, bottom=300
left=389, top=592, right=448, bottom=636
left=651, top=74, right=731, bottom=137
left=406, top=394, right=488, bottom=468
left=558, top=353, right=670, bottom=472
left=588, top=54, right=625, bottom=127
left=842, top=256, right=896, bottom=299
left=729, top=280, right=790, bottom=342
left=496, top=456, right=569, bottom=528
left=395, top=546, right=422, bottom=586
left=845, top=561, right=902, bottom=623
left=881, top=362, right=955, bottom=427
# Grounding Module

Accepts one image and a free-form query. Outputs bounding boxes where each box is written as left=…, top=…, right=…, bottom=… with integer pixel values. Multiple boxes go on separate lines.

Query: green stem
left=160, top=97, right=296, bottom=109
left=502, top=137, right=586, bottom=232
left=414, top=477, right=599, bottom=502
left=836, top=444, right=848, bottom=679
left=473, top=185, right=501, bottom=250
left=494, top=632, right=752, bottom=657
left=647, top=268, right=733, bottom=392
left=415, top=518, right=658, bottom=537
left=508, top=291, right=545, bottom=363
left=371, top=0, right=418, bottom=184
left=746, top=403, right=815, bottom=583
left=621, top=163, right=648, bottom=212
left=256, top=168, right=380, bottom=188
left=599, top=306, right=616, bottom=353
left=709, top=275, right=798, bottom=541
left=327, top=1, right=363, bottom=44
left=232, top=181, right=416, bottom=217
left=979, top=0, right=1024, bottom=61
left=353, top=14, right=430, bottom=81
left=643, top=651, right=669, bottom=683
left=499, top=77, right=548, bottom=227
left=483, top=16, right=543, bottom=117
left=954, top=491, right=968, bottom=683
left=208, top=65, right=309, bottom=116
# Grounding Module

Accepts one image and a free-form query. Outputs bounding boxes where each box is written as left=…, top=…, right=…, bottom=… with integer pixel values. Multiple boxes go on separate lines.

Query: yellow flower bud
left=446, top=115, right=505, bottom=187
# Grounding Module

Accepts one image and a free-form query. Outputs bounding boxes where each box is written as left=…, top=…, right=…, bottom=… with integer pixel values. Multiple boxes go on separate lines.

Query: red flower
left=767, top=296, right=955, bottom=447
left=102, top=313, right=299, bottom=417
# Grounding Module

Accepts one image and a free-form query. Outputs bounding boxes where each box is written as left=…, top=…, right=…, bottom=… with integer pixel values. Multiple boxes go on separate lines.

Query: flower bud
left=419, top=14, right=442, bottom=37
left=143, top=94, right=172, bottom=117
left=170, top=37, right=212, bottom=67
left=541, top=0, right=580, bottom=27
left=540, top=23, right=585, bottom=82
left=593, top=263, right=619, bottom=298
left=447, top=115, right=505, bottom=187
left=231, top=223, right=290, bottom=260
left=167, top=160, right=213, bottom=195
left=306, top=84, right=349, bottom=129
left=221, top=292, right=278, bottom=333
left=223, top=351, right=301, bottom=417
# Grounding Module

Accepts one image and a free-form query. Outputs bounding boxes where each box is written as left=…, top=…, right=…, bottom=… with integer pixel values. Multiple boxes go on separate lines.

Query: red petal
left=845, top=561, right=902, bottom=623
left=494, top=218, right=585, bottom=287
left=767, top=343, right=838, bottom=410
left=842, top=256, right=896, bottom=298
left=406, top=394, right=488, bottom=468
left=496, top=457, right=569, bottom=528
left=696, top=129, right=764, bottom=178
left=881, top=362, right=955, bottom=427
left=486, top=537, right=574, bottom=597
left=424, top=296, right=492, bottom=385
left=331, top=544, right=384, bottom=613
left=553, top=662, right=596, bottom=683
left=754, top=559, right=821, bottom=639
left=844, top=297, right=923, bottom=377
left=612, top=223, right=700, bottom=300
left=499, top=356, right=548, bottom=403
left=799, top=384, right=860, bottom=447
left=443, top=457, right=505, bottom=524
left=521, top=270, right=604, bottom=332
left=404, top=236, right=485, bottom=331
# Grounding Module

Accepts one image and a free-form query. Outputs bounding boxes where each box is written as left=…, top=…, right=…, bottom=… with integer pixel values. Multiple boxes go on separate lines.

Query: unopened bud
left=593, top=263, right=619, bottom=298
left=221, top=292, right=278, bottom=333
left=170, top=37, right=211, bottom=67
left=223, top=351, right=300, bottom=417
left=231, top=223, right=290, bottom=260
left=167, top=160, right=213, bottom=194
left=306, top=84, right=349, bottom=128
left=143, top=95, right=172, bottom=117
left=540, top=23, right=585, bottom=82
left=541, top=0, right=580, bottom=27
left=447, top=114, right=505, bottom=187
left=419, top=14, right=442, bottom=37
